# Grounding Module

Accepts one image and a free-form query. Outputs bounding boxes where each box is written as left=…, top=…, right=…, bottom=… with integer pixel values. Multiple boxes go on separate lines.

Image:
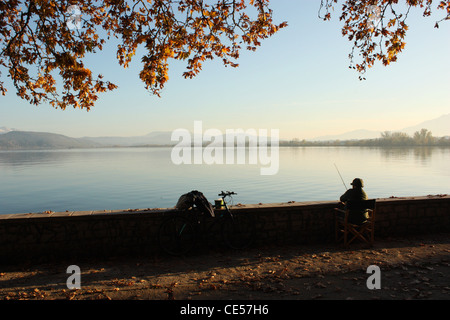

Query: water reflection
left=378, top=146, right=434, bottom=160
left=1, top=147, right=449, bottom=215
left=0, top=150, right=68, bottom=168
left=413, top=147, right=434, bottom=162
left=378, top=146, right=444, bottom=166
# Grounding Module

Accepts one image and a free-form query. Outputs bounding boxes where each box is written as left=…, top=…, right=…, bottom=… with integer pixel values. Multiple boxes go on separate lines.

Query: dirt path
left=1, top=233, right=449, bottom=301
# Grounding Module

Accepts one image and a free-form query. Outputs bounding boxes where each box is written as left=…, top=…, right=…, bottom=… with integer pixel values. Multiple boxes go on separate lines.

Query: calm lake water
left=0, top=147, right=449, bottom=215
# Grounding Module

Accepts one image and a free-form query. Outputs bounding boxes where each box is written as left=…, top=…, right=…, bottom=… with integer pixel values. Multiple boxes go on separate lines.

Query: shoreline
left=1, top=194, right=448, bottom=218
left=2, top=144, right=450, bottom=151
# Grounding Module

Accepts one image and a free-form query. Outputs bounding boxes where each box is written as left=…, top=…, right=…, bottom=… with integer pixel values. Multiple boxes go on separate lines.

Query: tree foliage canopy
left=0, top=0, right=287, bottom=110
left=319, top=0, right=450, bottom=79
left=0, top=0, right=448, bottom=110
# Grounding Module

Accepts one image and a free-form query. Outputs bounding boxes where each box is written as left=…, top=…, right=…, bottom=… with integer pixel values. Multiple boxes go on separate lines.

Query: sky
left=0, top=1, right=449, bottom=140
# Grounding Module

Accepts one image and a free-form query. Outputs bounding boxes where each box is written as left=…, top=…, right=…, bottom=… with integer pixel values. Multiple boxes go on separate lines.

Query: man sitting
left=337, top=178, right=368, bottom=225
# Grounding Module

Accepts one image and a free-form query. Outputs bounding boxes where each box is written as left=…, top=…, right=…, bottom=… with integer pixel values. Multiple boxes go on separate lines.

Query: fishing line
left=334, top=163, right=348, bottom=190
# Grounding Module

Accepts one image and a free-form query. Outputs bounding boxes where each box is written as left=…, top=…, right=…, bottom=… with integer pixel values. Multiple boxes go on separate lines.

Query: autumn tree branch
left=319, top=0, right=450, bottom=79
left=0, top=0, right=286, bottom=110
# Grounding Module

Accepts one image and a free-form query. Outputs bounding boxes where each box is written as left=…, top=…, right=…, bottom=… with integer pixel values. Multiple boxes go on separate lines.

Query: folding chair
left=334, top=199, right=376, bottom=247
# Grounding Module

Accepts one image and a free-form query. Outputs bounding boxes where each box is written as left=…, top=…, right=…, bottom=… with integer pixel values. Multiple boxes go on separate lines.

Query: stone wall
left=0, top=195, right=449, bottom=265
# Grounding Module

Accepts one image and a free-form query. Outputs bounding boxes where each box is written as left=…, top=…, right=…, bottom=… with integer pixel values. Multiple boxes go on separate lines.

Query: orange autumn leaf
left=0, top=0, right=287, bottom=110
left=319, top=0, right=450, bottom=79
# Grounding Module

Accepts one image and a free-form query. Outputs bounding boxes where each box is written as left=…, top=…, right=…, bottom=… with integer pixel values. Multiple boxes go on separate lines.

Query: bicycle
left=158, top=191, right=255, bottom=256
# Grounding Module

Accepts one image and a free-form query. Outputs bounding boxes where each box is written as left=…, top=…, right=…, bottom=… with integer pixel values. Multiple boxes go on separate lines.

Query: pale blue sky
left=1, top=1, right=449, bottom=139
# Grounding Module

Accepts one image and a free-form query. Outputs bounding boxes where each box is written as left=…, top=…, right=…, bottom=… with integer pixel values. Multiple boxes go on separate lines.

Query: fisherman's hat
left=351, top=178, right=364, bottom=188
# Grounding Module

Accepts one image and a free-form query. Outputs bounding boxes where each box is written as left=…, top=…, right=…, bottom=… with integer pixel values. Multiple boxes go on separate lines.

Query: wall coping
left=1, top=194, right=448, bottom=222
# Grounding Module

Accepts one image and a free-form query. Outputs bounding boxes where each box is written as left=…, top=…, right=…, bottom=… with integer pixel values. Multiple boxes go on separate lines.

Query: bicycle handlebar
left=218, top=191, right=237, bottom=197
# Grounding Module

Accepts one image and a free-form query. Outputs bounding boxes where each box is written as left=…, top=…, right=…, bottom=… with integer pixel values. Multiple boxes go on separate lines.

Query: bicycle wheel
left=158, top=215, right=197, bottom=256
left=221, top=213, right=255, bottom=250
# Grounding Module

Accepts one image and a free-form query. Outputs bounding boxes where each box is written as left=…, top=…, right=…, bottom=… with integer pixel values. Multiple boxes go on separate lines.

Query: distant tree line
left=283, top=129, right=450, bottom=147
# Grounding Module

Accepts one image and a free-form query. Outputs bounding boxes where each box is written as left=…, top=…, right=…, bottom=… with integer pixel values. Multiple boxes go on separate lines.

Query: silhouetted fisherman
left=337, top=178, right=369, bottom=225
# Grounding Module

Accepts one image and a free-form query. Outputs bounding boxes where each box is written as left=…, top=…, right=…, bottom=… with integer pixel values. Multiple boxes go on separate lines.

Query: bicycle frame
left=158, top=190, right=251, bottom=256
left=217, top=192, right=236, bottom=220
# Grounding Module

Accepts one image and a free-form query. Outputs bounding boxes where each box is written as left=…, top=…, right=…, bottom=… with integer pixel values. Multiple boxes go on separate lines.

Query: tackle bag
left=175, top=190, right=215, bottom=217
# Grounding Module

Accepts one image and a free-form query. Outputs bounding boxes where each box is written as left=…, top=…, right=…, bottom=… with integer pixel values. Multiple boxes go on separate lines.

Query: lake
left=0, top=147, right=449, bottom=215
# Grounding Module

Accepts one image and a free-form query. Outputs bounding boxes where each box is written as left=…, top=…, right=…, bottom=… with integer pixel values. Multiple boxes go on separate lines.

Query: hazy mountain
left=0, top=126, right=16, bottom=134
left=81, top=130, right=271, bottom=146
left=310, top=129, right=381, bottom=141
left=1, top=113, right=448, bottom=148
left=400, top=113, right=450, bottom=137
left=0, top=131, right=100, bottom=150
left=81, top=131, right=175, bottom=146
left=310, top=114, right=450, bottom=141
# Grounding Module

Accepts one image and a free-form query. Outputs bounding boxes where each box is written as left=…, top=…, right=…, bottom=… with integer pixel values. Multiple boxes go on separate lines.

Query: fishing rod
left=334, top=163, right=348, bottom=191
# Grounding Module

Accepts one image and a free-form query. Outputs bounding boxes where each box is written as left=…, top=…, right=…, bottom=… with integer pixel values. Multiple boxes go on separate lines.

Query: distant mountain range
left=0, top=126, right=18, bottom=134
left=400, top=114, right=450, bottom=137
left=1, top=113, right=449, bottom=150
left=0, top=131, right=100, bottom=150
left=310, top=113, right=450, bottom=141
left=310, top=129, right=381, bottom=141
left=79, top=131, right=174, bottom=147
